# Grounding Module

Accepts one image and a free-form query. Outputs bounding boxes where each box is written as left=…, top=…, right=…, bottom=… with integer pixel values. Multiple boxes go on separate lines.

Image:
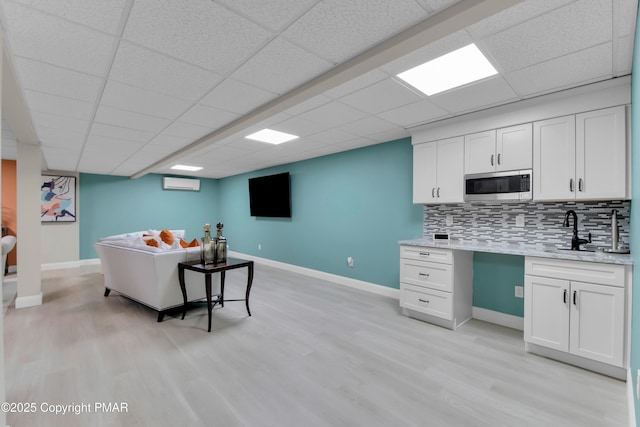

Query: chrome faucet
left=563, top=209, right=591, bottom=250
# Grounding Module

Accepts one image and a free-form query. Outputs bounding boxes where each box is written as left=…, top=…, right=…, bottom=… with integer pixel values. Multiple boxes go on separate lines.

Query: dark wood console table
left=178, top=258, right=254, bottom=332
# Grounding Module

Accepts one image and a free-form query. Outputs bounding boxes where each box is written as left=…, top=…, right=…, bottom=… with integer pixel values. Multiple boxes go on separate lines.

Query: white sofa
left=95, top=230, right=213, bottom=321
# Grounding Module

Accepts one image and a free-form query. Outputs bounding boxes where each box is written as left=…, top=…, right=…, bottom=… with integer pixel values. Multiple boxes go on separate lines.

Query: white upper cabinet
left=534, top=106, right=627, bottom=201
left=413, top=136, right=464, bottom=204
left=465, top=124, right=532, bottom=174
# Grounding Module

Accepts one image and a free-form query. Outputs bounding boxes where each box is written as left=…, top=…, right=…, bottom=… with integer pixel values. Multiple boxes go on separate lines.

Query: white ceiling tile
left=306, top=128, right=358, bottom=144
left=271, top=116, right=326, bottom=137
left=504, top=43, right=613, bottom=97
left=162, top=122, right=214, bottom=140
left=429, top=76, right=518, bottom=114
left=179, top=104, right=241, bottom=129
left=232, top=37, right=334, bottom=94
left=109, top=42, right=223, bottom=101
left=337, top=115, right=402, bottom=138
left=339, top=79, right=423, bottom=115
left=2, top=2, right=116, bottom=76
left=41, top=146, right=80, bottom=171
left=30, top=111, right=90, bottom=135
left=282, top=0, right=427, bottom=62
left=367, top=128, right=410, bottom=143
left=615, top=0, right=638, bottom=38
left=36, top=125, right=85, bottom=148
left=323, top=69, right=389, bottom=99
left=147, top=134, right=193, bottom=149
left=217, top=0, right=318, bottom=31
left=13, top=57, right=102, bottom=103
left=94, top=105, right=171, bottom=134
left=84, top=134, right=144, bottom=151
left=466, top=0, right=575, bottom=40
left=282, top=94, right=332, bottom=116
left=89, top=122, right=155, bottom=143
left=200, top=79, right=278, bottom=115
left=10, top=0, right=127, bottom=34
left=335, top=136, right=377, bottom=150
left=123, top=0, right=272, bottom=74
left=482, top=0, right=612, bottom=72
left=298, top=101, right=368, bottom=127
left=378, top=98, right=450, bottom=128
left=23, top=90, right=95, bottom=120
left=100, top=81, right=192, bottom=119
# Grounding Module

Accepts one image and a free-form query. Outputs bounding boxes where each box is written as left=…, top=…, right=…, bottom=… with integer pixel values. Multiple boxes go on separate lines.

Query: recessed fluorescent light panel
left=171, top=164, right=202, bottom=171
left=245, top=129, right=299, bottom=145
left=397, top=43, right=498, bottom=96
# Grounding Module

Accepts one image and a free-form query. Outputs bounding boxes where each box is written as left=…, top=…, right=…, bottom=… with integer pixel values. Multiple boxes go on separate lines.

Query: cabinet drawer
left=400, top=283, right=453, bottom=320
left=400, top=245, right=452, bottom=264
left=400, top=259, right=452, bottom=292
left=525, top=257, right=626, bottom=287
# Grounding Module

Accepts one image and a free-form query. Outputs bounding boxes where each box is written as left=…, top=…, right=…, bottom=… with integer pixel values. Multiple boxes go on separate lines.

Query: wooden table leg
left=205, top=273, right=212, bottom=332
left=246, top=263, right=254, bottom=316
left=179, top=265, right=188, bottom=320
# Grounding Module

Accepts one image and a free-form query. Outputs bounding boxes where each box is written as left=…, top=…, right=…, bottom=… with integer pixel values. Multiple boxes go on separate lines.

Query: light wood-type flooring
left=3, top=263, right=628, bottom=426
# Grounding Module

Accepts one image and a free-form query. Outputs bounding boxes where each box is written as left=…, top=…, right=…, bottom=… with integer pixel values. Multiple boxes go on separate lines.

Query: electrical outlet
left=446, top=214, right=453, bottom=226
left=515, top=214, right=525, bottom=227
left=258, top=244, right=261, bottom=251
left=347, top=257, right=354, bottom=268
left=515, top=285, right=524, bottom=298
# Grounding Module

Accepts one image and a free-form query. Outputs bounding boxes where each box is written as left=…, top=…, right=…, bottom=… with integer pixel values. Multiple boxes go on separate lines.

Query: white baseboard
left=628, top=368, right=636, bottom=427
left=229, top=251, right=400, bottom=299
left=472, top=307, right=524, bottom=331
left=15, top=292, right=42, bottom=309
left=42, top=258, right=101, bottom=272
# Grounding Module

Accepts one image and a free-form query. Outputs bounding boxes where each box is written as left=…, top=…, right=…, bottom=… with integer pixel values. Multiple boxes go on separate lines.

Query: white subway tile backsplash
left=423, top=201, right=630, bottom=249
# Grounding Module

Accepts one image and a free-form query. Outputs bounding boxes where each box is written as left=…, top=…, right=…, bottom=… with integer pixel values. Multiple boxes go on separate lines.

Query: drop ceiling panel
left=94, top=105, right=171, bottom=134
left=282, top=0, right=428, bottom=63
left=482, top=0, right=612, bottom=72
left=323, top=69, right=389, bottom=99
left=378, top=99, right=449, bottom=127
left=109, top=42, right=222, bottom=101
left=298, top=101, right=368, bottom=128
left=100, top=81, right=192, bottom=120
left=35, top=126, right=85, bottom=148
left=2, top=2, right=116, bottom=76
left=339, top=79, right=423, bottom=115
left=179, top=104, right=241, bottom=129
left=89, top=122, right=155, bottom=143
left=11, top=0, right=127, bottom=35
left=162, top=121, right=215, bottom=140
left=337, top=115, right=402, bottom=138
left=307, top=128, right=358, bottom=145
left=504, top=43, right=613, bottom=97
left=123, top=0, right=272, bottom=75
left=232, top=37, right=334, bottom=95
left=41, top=146, right=80, bottom=171
left=217, top=0, right=319, bottom=31
left=271, top=116, right=327, bottom=137
left=13, top=57, right=102, bottom=103
left=146, top=134, right=193, bottom=149
left=30, top=111, right=90, bottom=135
left=429, top=75, right=518, bottom=114
left=199, top=79, right=278, bottom=115
left=282, top=94, right=332, bottom=116
left=22, top=90, right=95, bottom=120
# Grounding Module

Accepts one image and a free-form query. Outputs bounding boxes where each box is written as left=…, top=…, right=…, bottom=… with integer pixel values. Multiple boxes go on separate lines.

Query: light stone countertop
left=399, top=238, right=633, bottom=265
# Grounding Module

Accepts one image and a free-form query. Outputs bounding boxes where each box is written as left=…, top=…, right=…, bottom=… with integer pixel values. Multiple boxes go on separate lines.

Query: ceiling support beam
left=131, top=0, right=521, bottom=179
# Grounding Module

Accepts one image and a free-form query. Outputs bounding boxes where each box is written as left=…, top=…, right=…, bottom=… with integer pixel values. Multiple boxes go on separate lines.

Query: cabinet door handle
left=490, top=154, right=494, bottom=166
left=437, top=187, right=440, bottom=198
left=578, top=178, right=584, bottom=192
left=563, top=289, right=567, bottom=304
left=418, top=273, right=430, bottom=277
left=432, top=187, right=435, bottom=198
left=573, top=291, right=577, bottom=306
left=418, top=298, right=429, bottom=303
left=419, top=252, right=430, bottom=257
left=569, top=178, right=574, bottom=192
left=497, top=153, right=501, bottom=165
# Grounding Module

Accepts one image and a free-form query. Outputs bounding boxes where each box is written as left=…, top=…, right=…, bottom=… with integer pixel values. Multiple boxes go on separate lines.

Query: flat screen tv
left=248, top=172, right=291, bottom=218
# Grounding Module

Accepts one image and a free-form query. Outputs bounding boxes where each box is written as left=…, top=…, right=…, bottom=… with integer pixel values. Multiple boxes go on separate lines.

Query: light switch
left=515, top=214, right=525, bottom=227
left=445, top=214, right=453, bottom=226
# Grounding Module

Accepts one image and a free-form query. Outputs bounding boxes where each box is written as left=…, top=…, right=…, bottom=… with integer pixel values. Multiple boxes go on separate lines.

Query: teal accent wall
left=79, top=173, right=219, bottom=259
left=472, top=253, right=525, bottom=317
left=218, top=137, right=423, bottom=289
left=630, top=8, right=640, bottom=425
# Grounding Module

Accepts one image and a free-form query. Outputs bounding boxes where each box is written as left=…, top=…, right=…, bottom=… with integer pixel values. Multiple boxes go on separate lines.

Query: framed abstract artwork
left=41, top=175, right=76, bottom=222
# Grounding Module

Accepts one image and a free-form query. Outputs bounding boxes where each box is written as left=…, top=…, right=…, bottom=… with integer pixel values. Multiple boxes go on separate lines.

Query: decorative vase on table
left=215, top=222, right=227, bottom=264
left=200, top=224, right=216, bottom=265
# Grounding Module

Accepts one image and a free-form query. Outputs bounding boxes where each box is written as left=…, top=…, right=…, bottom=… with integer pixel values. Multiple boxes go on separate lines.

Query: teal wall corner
left=472, top=252, right=525, bottom=317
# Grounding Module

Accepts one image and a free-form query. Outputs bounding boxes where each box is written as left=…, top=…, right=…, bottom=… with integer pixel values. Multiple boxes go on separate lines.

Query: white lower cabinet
left=524, top=257, right=627, bottom=374
left=399, top=245, right=472, bottom=329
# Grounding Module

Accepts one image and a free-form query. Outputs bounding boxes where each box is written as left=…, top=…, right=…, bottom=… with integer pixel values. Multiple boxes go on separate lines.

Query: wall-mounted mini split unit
left=163, top=177, right=201, bottom=191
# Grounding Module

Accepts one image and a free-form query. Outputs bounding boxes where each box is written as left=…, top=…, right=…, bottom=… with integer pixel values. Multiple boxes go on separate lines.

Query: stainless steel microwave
left=464, top=169, right=532, bottom=202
